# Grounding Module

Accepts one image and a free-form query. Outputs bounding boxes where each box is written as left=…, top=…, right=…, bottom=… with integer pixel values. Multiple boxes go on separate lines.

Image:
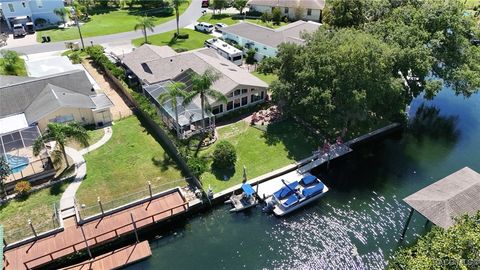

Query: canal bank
left=125, top=87, right=480, bottom=270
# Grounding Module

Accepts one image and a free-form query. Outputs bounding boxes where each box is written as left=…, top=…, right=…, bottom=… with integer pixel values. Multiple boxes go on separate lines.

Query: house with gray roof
left=122, top=44, right=268, bottom=139
left=247, top=0, right=325, bottom=22
left=221, top=20, right=321, bottom=61
left=0, top=70, right=113, bottom=187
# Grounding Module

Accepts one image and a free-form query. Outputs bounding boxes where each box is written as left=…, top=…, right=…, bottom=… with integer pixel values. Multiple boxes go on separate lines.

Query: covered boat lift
left=401, top=167, right=480, bottom=238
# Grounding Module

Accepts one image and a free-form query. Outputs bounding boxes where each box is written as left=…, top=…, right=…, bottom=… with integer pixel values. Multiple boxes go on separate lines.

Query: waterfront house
left=0, top=70, right=113, bottom=186
left=221, top=20, right=321, bottom=61
left=122, top=45, right=268, bottom=139
left=0, top=0, right=64, bottom=30
left=247, top=0, right=325, bottom=22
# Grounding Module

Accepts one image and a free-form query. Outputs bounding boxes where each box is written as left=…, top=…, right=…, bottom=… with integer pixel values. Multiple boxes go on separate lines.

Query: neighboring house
left=247, top=0, right=325, bottom=22
left=222, top=20, right=321, bottom=61
left=122, top=45, right=268, bottom=139
left=0, top=70, right=113, bottom=187
left=0, top=0, right=64, bottom=30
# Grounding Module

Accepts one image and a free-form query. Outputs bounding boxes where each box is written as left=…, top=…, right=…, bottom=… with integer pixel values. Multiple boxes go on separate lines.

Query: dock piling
left=28, top=219, right=37, bottom=238
left=98, top=197, right=104, bottom=215
left=401, top=207, right=415, bottom=240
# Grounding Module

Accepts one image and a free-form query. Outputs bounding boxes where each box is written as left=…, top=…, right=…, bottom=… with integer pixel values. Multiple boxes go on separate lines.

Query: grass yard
left=0, top=181, right=69, bottom=243
left=200, top=120, right=318, bottom=192
left=75, top=116, right=184, bottom=209
left=0, top=57, right=27, bottom=76
left=466, top=0, right=479, bottom=9
left=132, top=29, right=212, bottom=51
left=36, top=1, right=190, bottom=42
left=67, top=128, right=105, bottom=150
left=200, top=14, right=287, bottom=29
left=252, top=71, right=278, bottom=85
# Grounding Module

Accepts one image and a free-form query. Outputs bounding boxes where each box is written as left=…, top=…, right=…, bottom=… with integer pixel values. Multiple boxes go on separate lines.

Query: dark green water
left=127, top=88, right=480, bottom=270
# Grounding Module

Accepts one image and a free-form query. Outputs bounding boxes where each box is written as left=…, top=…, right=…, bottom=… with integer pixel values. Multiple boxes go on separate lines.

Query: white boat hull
left=271, top=186, right=329, bottom=216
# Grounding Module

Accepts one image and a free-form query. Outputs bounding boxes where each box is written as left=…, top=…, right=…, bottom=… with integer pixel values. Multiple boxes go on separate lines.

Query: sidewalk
left=60, top=126, right=113, bottom=219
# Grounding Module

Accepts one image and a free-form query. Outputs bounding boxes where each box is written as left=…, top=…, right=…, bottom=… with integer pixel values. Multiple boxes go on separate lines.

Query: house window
left=50, top=114, right=75, bottom=123
left=241, top=89, right=248, bottom=94
left=234, top=98, right=241, bottom=108
left=285, top=7, right=289, bottom=14
left=234, top=89, right=241, bottom=96
left=307, top=9, right=312, bottom=16
left=227, top=101, right=233, bottom=111
left=8, top=3, right=14, bottom=12
left=241, top=96, right=248, bottom=106
left=251, top=91, right=264, bottom=103
left=36, top=0, right=43, bottom=8
left=212, top=105, right=223, bottom=115
left=227, top=92, right=233, bottom=98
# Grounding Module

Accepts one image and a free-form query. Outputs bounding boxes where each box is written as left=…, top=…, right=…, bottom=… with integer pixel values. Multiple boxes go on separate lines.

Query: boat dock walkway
left=3, top=189, right=187, bottom=270
left=60, top=240, right=152, bottom=270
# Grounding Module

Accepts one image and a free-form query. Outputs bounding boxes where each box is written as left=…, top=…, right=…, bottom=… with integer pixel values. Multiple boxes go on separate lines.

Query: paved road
left=10, top=0, right=204, bottom=55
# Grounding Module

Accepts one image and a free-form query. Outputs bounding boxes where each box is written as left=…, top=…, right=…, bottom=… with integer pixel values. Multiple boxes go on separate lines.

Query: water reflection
left=409, top=103, right=460, bottom=143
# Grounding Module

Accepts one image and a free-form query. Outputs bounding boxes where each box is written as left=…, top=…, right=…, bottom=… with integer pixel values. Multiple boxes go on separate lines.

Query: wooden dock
left=60, top=240, right=152, bottom=270
left=4, top=189, right=187, bottom=270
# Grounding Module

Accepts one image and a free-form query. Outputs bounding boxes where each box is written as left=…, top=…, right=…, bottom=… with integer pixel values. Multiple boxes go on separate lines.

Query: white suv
left=195, top=22, right=214, bottom=33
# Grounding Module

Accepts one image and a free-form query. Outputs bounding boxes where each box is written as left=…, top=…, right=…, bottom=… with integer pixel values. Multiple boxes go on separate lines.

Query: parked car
left=215, top=23, right=228, bottom=32
left=13, top=24, right=26, bottom=38
left=25, top=22, right=35, bottom=34
left=195, top=22, right=214, bottom=33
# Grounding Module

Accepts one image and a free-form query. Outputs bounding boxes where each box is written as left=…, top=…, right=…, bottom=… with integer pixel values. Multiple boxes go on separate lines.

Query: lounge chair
left=300, top=175, right=317, bottom=186
left=302, top=183, right=325, bottom=197
left=273, top=181, right=299, bottom=199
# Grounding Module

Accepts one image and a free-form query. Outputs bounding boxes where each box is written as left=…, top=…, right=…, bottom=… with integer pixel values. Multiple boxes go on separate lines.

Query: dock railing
left=23, top=202, right=188, bottom=269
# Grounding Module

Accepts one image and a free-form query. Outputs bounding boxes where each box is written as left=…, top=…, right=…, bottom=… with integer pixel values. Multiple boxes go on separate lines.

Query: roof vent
left=181, top=69, right=184, bottom=72
left=220, top=63, right=228, bottom=66
left=170, top=59, right=173, bottom=62
left=228, top=68, right=237, bottom=72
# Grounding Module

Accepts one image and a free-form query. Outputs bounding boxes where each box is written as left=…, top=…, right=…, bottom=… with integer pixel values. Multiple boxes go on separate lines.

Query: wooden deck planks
left=61, top=240, right=152, bottom=270
left=4, top=190, right=186, bottom=270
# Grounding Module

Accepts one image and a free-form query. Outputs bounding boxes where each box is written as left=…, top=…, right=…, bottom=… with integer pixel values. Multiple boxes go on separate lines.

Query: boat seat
left=300, top=175, right=317, bottom=186
left=283, top=194, right=299, bottom=207
left=273, top=181, right=299, bottom=200
left=302, top=183, right=325, bottom=197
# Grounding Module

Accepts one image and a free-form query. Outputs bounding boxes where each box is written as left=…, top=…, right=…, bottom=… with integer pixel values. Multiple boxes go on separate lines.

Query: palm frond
left=206, top=88, right=227, bottom=103
left=64, top=122, right=90, bottom=148
left=50, top=149, right=64, bottom=166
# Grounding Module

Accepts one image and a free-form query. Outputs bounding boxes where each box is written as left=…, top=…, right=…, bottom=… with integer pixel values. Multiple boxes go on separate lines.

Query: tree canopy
left=388, top=212, right=480, bottom=269
left=268, top=0, right=480, bottom=137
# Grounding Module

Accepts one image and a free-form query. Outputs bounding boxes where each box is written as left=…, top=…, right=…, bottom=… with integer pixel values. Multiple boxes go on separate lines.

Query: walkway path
left=9, top=0, right=204, bottom=55
left=60, top=126, right=113, bottom=219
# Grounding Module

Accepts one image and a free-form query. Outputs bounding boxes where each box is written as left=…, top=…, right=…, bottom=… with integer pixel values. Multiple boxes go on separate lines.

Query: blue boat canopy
left=242, top=183, right=255, bottom=197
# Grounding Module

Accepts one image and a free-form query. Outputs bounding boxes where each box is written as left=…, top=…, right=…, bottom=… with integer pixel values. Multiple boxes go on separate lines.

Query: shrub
left=245, top=49, right=256, bottom=64
left=174, top=47, right=189, bottom=53
left=85, top=45, right=125, bottom=80
left=34, top=18, right=47, bottom=26
left=261, top=12, right=272, bottom=22
left=14, top=181, right=31, bottom=196
left=272, top=7, right=282, bottom=25
left=212, top=140, right=237, bottom=169
left=246, top=10, right=262, bottom=17
left=187, top=156, right=208, bottom=178
left=257, top=57, right=280, bottom=74
left=68, top=51, right=82, bottom=64
left=0, top=50, right=22, bottom=75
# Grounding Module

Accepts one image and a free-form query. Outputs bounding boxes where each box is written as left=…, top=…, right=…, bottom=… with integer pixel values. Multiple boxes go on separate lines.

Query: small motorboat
left=225, top=183, right=259, bottom=212
left=263, top=174, right=329, bottom=216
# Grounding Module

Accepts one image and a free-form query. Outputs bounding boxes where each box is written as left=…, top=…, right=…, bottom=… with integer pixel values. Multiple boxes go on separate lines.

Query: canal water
left=127, top=87, right=480, bottom=270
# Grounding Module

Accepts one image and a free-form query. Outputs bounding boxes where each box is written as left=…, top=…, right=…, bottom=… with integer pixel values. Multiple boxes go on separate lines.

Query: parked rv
left=204, top=38, right=243, bottom=65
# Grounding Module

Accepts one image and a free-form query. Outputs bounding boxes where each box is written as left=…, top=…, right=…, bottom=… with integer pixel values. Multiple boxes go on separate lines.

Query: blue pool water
left=5, top=154, right=29, bottom=174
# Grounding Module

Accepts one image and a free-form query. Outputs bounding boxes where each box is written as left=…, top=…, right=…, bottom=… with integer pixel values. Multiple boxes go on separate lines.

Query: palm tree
left=134, top=16, right=155, bottom=45
left=183, top=69, right=227, bottom=135
left=172, top=0, right=188, bottom=35
left=158, top=82, right=188, bottom=137
left=0, top=156, right=11, bottom=199
left=33, top=122, right=90, bottom=167
left=54, top=7, right=68, bottom=26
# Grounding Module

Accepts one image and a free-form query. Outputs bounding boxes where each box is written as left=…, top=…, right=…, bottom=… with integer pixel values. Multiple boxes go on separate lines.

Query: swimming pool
left=4, top=154, right=29, bottom=174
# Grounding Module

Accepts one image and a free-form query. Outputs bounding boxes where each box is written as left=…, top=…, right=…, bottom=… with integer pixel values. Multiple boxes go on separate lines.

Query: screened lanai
left=143, top=79, right=214, bottom=139
left=0, top=124, right=51, bottom=182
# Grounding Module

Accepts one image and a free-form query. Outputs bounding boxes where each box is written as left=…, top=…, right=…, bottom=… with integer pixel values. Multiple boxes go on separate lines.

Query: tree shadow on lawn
left=151, top=152, right=180, bottom=172
left=211, top=165, right=236, bottom=181
left=261, top=119, right=320, bottom=161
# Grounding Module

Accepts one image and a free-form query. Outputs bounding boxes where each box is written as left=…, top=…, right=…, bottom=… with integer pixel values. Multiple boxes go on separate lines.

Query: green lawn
left=200, top=120, right=318, bottom=192
left=0, top=181, right=69, bottom=243
left=466, top=0, right=479, bottom=9
left=36, top=1, right=191, bottom=42
left=67, top=128, right=105, bottom=150
left=0, top=57, right=27, bottom=76
left=75, top=116, right=184, bottom=210
left=132, top=29, right=212, bottom=51
left=252, top=71, right=278, bottom=85
left=200, top=14, right=287, bottom=29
